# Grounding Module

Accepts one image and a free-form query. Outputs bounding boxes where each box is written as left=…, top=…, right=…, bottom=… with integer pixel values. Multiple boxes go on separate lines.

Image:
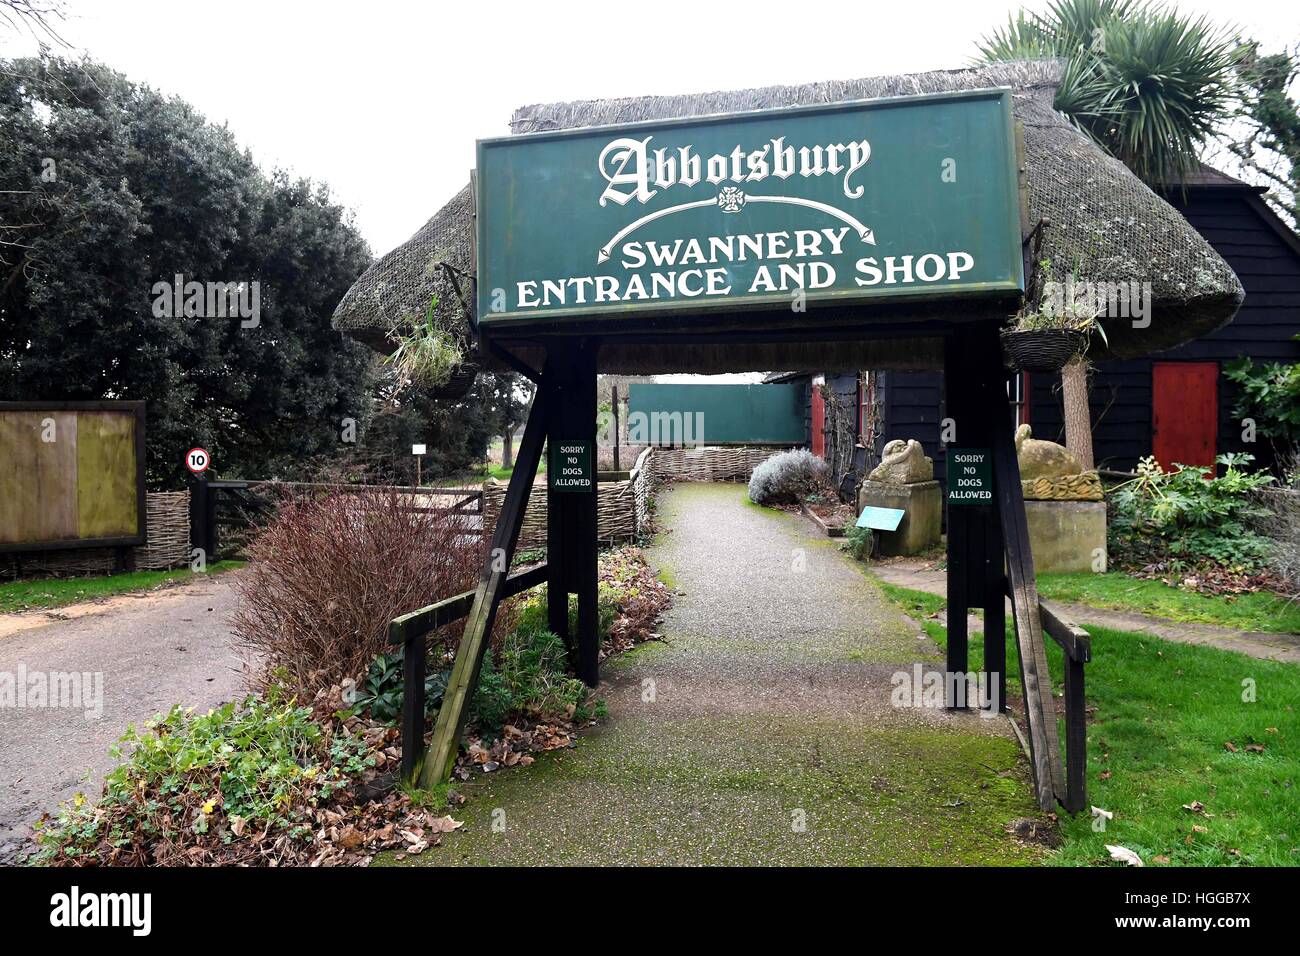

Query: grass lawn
left=879, top=582, right=1299, bottom=866
left=1038, top=571, right=1300, bottom=634
left=0, top=561, right=243, bottom=613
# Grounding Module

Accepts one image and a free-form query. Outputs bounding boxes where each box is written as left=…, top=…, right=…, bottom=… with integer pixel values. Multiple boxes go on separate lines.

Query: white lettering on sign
left=552, top=443, right=592, bottom=491
left=514, top=237, right=978, bottom=310
left=599, top=135, right=872, bottom=207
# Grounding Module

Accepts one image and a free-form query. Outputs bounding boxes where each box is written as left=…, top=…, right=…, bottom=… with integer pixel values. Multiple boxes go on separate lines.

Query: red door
left=810, top=377, right=825, bottom=457
left=1152, top=362, right=1217, bottom=470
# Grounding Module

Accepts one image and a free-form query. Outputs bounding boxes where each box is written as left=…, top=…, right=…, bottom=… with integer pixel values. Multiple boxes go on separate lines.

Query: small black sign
left=549, top=439, right=593, bottom=493
left=947, top=447, right=993, bottom=504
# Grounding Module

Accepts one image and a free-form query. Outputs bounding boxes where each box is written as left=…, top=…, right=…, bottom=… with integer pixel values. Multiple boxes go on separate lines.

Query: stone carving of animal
left=866, top=438, right=934, bottom=484
left=1014, top=424, right=1082, bottom=481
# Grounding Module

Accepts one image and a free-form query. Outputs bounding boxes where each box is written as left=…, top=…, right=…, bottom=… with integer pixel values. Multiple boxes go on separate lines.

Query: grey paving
left=0, top=574, right=247, bottom=861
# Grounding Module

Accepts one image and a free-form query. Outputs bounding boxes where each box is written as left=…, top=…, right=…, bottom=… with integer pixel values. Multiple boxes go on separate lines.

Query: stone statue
left=1015, top=425, right=1103, bottom=501
left=1014, top=424, right=1081, bottom=480
left=867, top=439, right=934, bottom=484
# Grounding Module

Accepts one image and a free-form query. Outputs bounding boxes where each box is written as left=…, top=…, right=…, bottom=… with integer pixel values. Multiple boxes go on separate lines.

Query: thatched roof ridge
left=509, top=60, right=1065, bottom=133
left=333, top=59, right=1243, bottom=372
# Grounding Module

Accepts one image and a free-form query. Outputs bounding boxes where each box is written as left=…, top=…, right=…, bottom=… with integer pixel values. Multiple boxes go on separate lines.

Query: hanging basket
left=427, top=362, right=480, bottom=400
left=1001, top=328, right=1088, bottom=373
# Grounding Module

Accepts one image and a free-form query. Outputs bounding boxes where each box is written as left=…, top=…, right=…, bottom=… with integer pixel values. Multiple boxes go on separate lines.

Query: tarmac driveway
left=0, top=573, right=246, bottom=861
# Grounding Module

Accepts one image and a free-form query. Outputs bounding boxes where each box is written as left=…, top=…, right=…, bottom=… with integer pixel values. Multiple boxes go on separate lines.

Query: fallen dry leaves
left=454, top=719, right=576, bottom=780
left=598, top=546, right=673, bottom=658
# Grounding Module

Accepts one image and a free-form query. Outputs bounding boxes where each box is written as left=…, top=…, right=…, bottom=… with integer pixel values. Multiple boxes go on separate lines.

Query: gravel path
left=0, top=574, right=247, bottom=861
left=396, top=483, right=1046, bottom=867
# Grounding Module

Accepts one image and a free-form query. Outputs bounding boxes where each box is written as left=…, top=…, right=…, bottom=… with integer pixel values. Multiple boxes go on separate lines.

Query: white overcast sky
left=4, top=0, right=1295, bottom=258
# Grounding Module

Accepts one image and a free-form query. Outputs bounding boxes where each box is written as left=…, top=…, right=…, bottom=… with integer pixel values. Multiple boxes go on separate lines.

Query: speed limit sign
left=185, top=447, right=211, bottom=474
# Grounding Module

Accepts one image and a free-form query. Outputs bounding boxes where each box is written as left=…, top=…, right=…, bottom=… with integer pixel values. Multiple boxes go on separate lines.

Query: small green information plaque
left=550, top=439, right=593, bottom=493
left=947, top=447, right=993, bottom=504
left=856, top=506, right=906, bottom=531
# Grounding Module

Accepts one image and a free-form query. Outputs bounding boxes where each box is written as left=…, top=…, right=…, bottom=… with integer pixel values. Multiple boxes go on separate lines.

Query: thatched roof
left=332, top=183, right=474, bottom=355
left=333, top=60, right=1242, bottom=375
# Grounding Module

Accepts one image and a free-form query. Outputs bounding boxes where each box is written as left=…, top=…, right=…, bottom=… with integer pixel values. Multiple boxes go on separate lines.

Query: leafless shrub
left=233, top=488, right=484, bottom=696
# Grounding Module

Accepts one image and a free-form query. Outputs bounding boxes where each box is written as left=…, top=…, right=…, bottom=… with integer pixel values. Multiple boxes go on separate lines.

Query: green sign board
left=947, top=447, right=993, bottom=504
left=627, top=382, right=805, bottom=445
left=476, top=89, right=1023, bottom=327
left=549, top=439, right=593, bottom=493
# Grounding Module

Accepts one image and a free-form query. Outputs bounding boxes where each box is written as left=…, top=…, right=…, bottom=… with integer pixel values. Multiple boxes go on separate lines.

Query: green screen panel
left=627, top=383, right=805, bottom=445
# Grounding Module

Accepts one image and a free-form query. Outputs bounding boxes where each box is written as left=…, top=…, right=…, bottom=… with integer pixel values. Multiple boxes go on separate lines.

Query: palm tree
left=977, top=0, right=1241, bottom=467
left=979, top=0, right=1240, bottom=183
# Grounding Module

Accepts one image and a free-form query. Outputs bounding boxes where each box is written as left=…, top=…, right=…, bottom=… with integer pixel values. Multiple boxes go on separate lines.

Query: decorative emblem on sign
left=718, top=187, right=746, bottom=213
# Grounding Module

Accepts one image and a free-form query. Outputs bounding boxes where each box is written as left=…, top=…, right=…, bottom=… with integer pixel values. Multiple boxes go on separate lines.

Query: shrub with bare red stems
left=233, top=488, right=485, bottom=696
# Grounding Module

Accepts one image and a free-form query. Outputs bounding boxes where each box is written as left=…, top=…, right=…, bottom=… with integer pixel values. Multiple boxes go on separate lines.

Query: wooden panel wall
left=1024, top=187, right=1300, bottom=473
left=77, top=411, right=139, bottom=538
left=0, top=404, right=144, bottom=550
left=0, top=411, right=79, bottom=545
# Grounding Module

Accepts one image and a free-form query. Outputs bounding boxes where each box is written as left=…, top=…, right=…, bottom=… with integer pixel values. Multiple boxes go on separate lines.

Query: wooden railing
left=387, top=563, right=549, bottom=782
left=1038, top=598, right=1091, bottom=814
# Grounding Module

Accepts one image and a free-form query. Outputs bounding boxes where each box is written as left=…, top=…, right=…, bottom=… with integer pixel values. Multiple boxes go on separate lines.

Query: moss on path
left=385, top=483, right=1047, bottom=866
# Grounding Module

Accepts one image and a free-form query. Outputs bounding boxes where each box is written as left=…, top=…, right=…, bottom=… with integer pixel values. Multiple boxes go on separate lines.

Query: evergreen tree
left=0, top=55, right=373, bottom=486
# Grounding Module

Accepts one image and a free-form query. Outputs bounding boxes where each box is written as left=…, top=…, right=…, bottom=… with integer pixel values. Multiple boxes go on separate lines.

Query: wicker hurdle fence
left=483, top=447, right=656, bottom=551
left=650, top=445, right=786, bottom=482
left=482, top=445, right=786, bottom=549
left=2, top=489, right=194, bottom=577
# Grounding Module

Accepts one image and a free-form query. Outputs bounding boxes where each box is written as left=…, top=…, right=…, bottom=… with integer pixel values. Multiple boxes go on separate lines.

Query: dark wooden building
left=787, top=167, right=1300, bottom=487
left=1030, top=167, right=1300, bottom=473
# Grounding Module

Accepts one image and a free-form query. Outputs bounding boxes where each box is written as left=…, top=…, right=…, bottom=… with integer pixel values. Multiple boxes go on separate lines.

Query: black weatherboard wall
left=860, top=168, right=1299, bottom=475
left=1028, top=168, right=1299, bottom=472
left=768, top=369, right=946, bottom=491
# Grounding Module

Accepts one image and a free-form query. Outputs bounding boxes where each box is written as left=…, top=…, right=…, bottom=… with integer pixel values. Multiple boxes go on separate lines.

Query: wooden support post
left=943, top=332, right=969, bottom=708
left=400, top=631, right=427, bottom=782
left=547, top=340, right=600, bottom=686
left=1041, top=598, right=1091, bottom=814
left=982, top=336, right=1066, bottom=809
left=612, top=385, right=621, bottom=471
left=189, top=475, right=216, bottom=562
left=983, top=491, right=1007, bottom=714
left=546, top=370, right=570, bottom=650
left=1062, top=653, right=1087, bottom=813
left=575, top=347, right=600, bottom=687
left=420, top=390, right=550, bottom=788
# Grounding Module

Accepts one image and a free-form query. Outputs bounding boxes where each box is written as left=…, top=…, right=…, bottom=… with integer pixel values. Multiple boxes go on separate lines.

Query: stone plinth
left=1024, top=500, right=1107, bottom=573
left=858, top=479, right=942, bottom=556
